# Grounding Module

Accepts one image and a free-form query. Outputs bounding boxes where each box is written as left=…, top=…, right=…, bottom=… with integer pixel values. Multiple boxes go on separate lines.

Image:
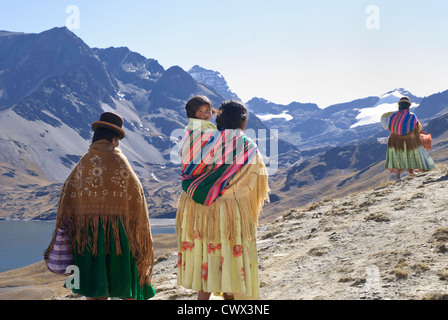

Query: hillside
left=1, top=27, right=447, bottom=223
left=0, top=27, right=296, bottom=221
left=154, top=165, right=448, bottom=300
left=1, top=165, right=447, bottom=300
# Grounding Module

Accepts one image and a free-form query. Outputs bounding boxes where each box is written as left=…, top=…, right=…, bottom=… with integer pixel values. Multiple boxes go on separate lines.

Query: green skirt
left=385, top=145, right=435, bottom=171
left=69, top=218, right=156, bottom=300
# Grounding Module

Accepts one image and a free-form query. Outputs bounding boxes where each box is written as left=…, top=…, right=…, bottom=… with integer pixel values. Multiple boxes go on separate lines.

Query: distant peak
left=248, top=97, right=270, bottom=103
left=51, top=26, right=70, bottom=31
left=0, top=30, right=27, bottom=37
left=44, top=26, right=73, bottom=35
left=188, top=65, right=221, bottom=76
left=383, top=88, right=411, bottom=96
left=166, top=65, right=185, bottom=73
left=39, top=27, right=85, bottom=42
left=189, top=65, right=204, bottom=72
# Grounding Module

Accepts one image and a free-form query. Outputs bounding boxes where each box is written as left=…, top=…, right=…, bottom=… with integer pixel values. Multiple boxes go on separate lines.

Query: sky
left=1, top=0, right=447, bottom=108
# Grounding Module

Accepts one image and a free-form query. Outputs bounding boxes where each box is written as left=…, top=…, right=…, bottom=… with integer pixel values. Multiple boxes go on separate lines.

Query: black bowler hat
left=91, top=112, right=126, bottom=139
left=398, top=96, right=411, bottom=106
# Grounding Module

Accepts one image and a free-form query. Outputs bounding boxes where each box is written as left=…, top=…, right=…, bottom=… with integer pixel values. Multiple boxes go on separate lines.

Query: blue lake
left=0, top=219, right=174, bottom=273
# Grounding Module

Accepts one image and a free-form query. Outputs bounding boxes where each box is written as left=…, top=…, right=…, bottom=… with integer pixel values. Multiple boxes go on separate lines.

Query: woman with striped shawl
left=381, top=96, right=435, bottom=180
left=176, top=100, right=270, bottom=300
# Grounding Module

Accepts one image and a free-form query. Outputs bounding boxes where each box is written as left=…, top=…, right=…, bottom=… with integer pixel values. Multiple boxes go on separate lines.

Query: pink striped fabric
left=388, top=110, right=417, bottom=135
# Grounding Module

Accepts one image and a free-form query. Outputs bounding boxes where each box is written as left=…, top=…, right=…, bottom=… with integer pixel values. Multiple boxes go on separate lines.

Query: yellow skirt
left=176, top=203, right=259, bottom=299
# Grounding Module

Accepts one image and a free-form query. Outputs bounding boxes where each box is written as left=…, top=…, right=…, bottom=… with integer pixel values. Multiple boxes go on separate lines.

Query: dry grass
left=307, top=246, right=328, bottom=256
left=437, top=267, right=448, bottom=281
left=432, top=228, right=448, bottom=243
left=364, top=212, right=390, bottom=222
left=421, top=293, right=448, bottom=300
left=430, top=228, right=448, bottom=253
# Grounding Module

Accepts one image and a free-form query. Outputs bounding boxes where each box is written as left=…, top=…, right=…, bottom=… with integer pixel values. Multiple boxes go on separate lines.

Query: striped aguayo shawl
left=180, top=128, right=257, bottom=206
left=381, top=110, right=417, bottom=136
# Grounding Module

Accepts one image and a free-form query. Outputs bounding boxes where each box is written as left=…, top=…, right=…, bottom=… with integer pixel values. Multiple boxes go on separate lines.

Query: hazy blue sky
left=1, top=0, right=447, bottom=107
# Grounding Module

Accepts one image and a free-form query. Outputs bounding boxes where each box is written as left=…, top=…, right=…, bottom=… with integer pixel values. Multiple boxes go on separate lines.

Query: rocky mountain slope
left=1, top=165, right=447, bottom=300
left=0, top=27, right=294, bottom=220
left=1, top=26, right=448, bottom=225
left=246, top=88, right=448, bottom=153
left=106, top=163, right=448, bottom=300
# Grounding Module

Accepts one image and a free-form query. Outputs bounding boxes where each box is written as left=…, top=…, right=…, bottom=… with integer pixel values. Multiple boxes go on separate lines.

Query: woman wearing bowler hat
left=381, top=97, right=435, bottom=180
left=45, top=112, right=156, bottom=300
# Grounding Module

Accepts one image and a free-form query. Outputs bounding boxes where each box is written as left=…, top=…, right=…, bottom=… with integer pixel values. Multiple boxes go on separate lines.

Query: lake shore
left=0, top=233, right=178, bottom=300
left=0, top=218, right=175, bottom=273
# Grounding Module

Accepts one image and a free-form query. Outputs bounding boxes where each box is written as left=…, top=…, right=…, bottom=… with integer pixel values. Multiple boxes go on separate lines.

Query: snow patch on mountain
left=351, top=89, right=420, bottom=128
left=256, top=110, right=293, bottom=121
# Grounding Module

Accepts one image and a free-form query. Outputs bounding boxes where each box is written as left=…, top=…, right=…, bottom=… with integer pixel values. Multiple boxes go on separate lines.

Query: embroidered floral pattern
left=91, top=167, right=103, bottom=177
left=61, top=145, right=144, bottom=204
left=233, top=245, right=242, bottom=257
left=69, top=163, right=85, bottom=190
left=86, top=155, right=107, bottom=189
left=177, top=240, right=259, bottom=298
left=208, top=243, right=221, bottom=254
left=109, top=154, right=132, bottom=194
left=181, top=241, right=195, bottom=252
left=177, top=253, right=182, bottom=268
left=201, top=263, right=208, bottom=281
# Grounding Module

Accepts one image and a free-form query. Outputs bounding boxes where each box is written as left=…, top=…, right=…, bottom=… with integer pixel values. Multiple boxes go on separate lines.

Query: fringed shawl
left=181, top=128, right=258, bottom=206
left=387, top=121, right=423, bottom=151
left=176, top=150, right=270, bottom=244
left=44, top=140, right=154, bottom=285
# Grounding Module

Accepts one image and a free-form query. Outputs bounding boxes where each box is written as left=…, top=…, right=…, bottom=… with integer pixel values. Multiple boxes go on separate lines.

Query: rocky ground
left=1, top=166, right=448, bottom=300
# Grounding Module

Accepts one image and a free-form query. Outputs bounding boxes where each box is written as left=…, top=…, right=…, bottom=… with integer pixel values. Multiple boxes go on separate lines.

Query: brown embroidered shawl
left=44, top=140, right=154, bottom=285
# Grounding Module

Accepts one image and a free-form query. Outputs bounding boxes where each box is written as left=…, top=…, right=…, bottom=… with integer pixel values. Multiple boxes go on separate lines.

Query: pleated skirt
left=70, top=218, right=156, bottom=300
left=385, top=144, right=435, bottom=171
left=176, top=204, right=259, bottom=299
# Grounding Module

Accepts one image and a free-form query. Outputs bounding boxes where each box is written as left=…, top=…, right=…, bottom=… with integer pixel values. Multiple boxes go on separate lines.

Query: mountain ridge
left=1, top=27, right=448, bottom=223
left=0, top=27, right=292, bottom=220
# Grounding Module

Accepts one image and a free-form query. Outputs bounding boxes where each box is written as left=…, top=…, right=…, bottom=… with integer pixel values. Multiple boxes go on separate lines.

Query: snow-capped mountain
left=0, top=28, right=224, bottom=219
left=1, top=27, right=448, bottom=221
left=0, top=27, right=289, bottom=220
left=245, top=88, right=439, bottom=150
left=188, top=65, right=240, bottom=102
left=351, top=89, right=422, bottom=128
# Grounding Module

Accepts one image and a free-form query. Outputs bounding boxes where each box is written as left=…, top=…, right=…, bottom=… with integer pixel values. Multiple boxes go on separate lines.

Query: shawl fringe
left=44, top=214, right=154, bottom=286
left=388, top=124, right=422, bottom=151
